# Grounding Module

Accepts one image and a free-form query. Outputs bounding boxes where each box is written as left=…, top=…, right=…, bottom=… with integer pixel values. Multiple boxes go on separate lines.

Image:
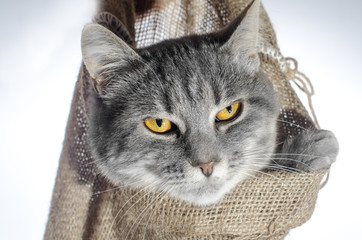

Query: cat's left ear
left=222, top=0, right=261, bottom=75
left=81, top=23, right=140, bottom=94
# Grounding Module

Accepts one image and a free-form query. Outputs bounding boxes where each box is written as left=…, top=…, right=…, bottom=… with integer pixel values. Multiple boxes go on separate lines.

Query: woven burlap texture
left=44, top=0, right=329, bottom=239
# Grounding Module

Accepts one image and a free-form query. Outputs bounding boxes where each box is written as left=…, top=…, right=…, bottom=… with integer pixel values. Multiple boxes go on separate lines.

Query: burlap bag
left=44, top=0, right=329, bottom=239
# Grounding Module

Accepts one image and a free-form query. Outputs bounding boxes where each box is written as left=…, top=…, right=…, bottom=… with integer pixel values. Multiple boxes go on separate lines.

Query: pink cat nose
left=198, top=162, right=216, bottom=177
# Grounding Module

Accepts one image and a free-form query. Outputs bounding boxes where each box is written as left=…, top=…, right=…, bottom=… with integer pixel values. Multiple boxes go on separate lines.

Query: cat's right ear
left=81, top=23, right=140, bottom=94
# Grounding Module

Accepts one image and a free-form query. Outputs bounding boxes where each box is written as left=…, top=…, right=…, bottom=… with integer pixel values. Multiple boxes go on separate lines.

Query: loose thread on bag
left=258, top=43, right=321, bottom=129
left=284, top=57, right=320, bottom=129
left=319, top=170, right=330, bottom=190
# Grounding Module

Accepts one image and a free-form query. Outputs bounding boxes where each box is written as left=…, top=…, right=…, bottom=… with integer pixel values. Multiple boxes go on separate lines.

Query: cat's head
left=81, top=0, right=279, bottom=205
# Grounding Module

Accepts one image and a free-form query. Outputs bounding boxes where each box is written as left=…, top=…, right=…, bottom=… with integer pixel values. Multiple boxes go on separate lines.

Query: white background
left=0, top=0, right=361, bottom=239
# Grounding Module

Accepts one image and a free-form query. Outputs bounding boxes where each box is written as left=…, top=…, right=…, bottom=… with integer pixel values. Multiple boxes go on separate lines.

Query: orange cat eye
left=145, top=118, right=172, bottom=133
left=215, top=102, right=241, bottom=122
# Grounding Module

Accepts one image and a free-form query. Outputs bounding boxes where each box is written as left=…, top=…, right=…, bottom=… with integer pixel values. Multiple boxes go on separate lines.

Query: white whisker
left=110, top=180, right=162, bottom=232
left=141, top=186, right=175, bottom=240
left=124, top=185, right=171, bottom=239
left=277, top=119, right=307, bottom=130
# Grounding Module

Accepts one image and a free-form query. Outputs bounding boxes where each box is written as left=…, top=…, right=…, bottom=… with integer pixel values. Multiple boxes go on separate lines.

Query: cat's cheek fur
left=98, top=153, right=161, bottom=189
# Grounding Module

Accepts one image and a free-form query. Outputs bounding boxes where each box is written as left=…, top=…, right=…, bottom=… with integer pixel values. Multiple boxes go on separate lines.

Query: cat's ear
left=222, top=0, right=261, bottom=74
left=81, top=23, right=140, bottom=93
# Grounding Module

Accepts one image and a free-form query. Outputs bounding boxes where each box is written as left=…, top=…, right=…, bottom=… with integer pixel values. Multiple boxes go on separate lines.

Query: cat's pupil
left=227, top=106, right=232, bottom=113
left=156, top=119, right=163, bottom=127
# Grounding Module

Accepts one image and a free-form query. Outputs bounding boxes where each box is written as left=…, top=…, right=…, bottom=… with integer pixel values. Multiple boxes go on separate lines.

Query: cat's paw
left=279, top=129, right=339, bottom=172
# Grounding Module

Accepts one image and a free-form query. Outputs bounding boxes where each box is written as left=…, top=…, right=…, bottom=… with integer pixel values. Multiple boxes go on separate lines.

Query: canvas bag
left=44, top=0, right=329, bottom=239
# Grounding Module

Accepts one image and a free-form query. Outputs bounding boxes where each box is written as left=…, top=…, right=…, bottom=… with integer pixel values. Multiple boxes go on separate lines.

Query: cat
left=80, top=0, right=338, bottom=206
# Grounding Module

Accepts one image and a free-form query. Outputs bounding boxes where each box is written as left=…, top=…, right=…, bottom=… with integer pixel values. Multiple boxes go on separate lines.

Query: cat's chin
left=173, top=190, right=226, bottom=206
left=169, top=178, right=241, bottom=206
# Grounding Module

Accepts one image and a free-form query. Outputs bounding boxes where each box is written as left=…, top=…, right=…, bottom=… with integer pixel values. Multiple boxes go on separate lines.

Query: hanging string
left=284, top=57, right=320, bottom=129
left=319, top=170, right=330, bottom=189
left=258, top=43, right=320, bottom=129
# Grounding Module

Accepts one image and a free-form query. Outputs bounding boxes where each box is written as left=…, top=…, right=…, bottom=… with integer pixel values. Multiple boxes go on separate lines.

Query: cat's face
left=81, top=0, right=279, bottom=205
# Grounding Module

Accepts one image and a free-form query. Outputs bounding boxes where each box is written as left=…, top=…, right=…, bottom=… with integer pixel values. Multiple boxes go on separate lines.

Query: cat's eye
left=144, top=118, right=173, bottom=133
left=215, top=102, right=241, bottom=122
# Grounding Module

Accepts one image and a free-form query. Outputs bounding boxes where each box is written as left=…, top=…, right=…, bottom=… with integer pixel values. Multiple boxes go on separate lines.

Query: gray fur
left=275, top=129, right=339, bottom=172
left=81, top=0, right=338, bottom=205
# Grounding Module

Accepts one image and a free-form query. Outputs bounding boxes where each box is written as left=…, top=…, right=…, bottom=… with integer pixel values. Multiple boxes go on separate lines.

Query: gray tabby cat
left=81, top=0, right=338, bottom=205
